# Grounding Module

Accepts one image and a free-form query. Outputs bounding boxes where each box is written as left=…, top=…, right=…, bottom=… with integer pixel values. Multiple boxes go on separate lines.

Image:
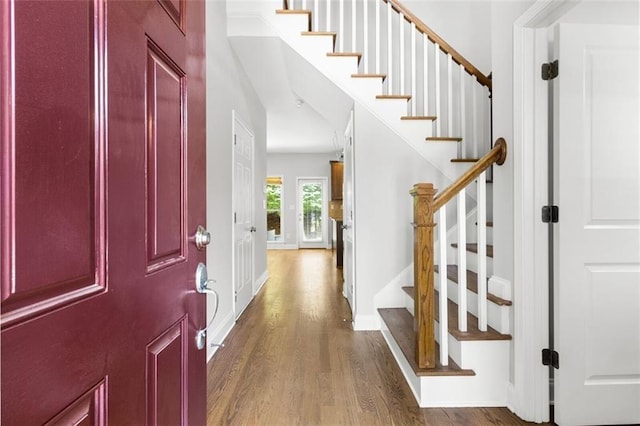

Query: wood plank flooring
left=207, top=249, right=545, bottom=425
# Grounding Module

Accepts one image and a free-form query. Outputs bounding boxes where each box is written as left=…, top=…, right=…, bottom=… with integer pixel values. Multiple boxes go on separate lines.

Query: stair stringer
left=227, top=10, right=470, bottom=185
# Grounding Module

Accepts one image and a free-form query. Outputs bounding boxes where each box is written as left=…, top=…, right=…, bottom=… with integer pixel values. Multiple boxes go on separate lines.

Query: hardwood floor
left=207, top=249, right=544, bottom=425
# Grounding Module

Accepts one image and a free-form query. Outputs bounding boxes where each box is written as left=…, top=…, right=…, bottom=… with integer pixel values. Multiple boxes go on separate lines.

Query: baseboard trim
left=353, top=314, right=380, bottom=331
left=267, top=243, right=298, bottom=250
left=206, top=311, right=235, bottom=363
left=254, top=269, right=269, bottom=295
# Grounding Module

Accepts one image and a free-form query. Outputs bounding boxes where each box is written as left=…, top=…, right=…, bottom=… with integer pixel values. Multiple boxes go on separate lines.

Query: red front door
left=1, top=0, right=207, bottom=424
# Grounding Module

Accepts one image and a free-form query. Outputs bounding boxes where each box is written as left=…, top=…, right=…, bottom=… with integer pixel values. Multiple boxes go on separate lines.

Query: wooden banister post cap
left=410, top=183, right=437, bottom=197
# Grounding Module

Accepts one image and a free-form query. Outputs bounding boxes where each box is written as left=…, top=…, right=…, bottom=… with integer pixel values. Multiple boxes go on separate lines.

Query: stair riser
left=435, top=275, right=510, bottom=334
left=447, top=249, right=493, bottom=277
left=434, top=320, right=509, bottom=371
left=404, top=280, right=510, bottom=335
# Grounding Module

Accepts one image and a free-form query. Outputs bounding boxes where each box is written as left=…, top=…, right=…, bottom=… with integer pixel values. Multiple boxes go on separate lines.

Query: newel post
left=410, top=183, right=437, bottom=369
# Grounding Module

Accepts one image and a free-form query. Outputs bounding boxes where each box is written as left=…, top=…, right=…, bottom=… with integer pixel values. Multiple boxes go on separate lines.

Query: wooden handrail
left=382, top=0, right=492, bottom=90
left=433, top=138, right=506, bottom=211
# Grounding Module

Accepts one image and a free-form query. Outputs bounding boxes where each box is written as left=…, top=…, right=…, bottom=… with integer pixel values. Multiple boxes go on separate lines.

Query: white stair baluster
left=363, top=0, right=368, bottom=73
left=387, top=1, right=392, bottom=94
left=472, top=77, right=479, bottom=159
left=459, top=64, right=466, bottom=159
left=352, top=0, right=356, bottom=53
left=399, top=12, right=405, bottom=95
left=314, top=0, right=318, bottom=32
left=302, top=0, right=306, bottom=12
left=326, top=0, right=331, bottom=32
left=375, top=0, right=380, bottom=74
left=438, top=207, right=449, bottom=366
left=423, top=34, right=429, bottom=117
left=457, top=190, right=467, bottom=332
left=447, top=53, right=453, bottom=137
left=339, top=0, right=344, bottom=52
left=485, top=87, right=491, bottom=154
left=435, top=43, right=441, bottom=136
left=477, top=171, right=487, bottom=331
left=411, top=23, right=416, bottom=116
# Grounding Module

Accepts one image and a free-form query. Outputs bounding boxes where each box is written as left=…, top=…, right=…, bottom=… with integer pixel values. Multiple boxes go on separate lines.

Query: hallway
left=206, top=250, right=536, bottom=425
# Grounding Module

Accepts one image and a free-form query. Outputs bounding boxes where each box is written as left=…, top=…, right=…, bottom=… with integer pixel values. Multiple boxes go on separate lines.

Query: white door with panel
left=233, top=114, right=255, bottom=319
left=554, top=23, right=640, bottom=426
left=343, top=112, right=355, bottom=313
left=297, top=178, right=328, bottom=249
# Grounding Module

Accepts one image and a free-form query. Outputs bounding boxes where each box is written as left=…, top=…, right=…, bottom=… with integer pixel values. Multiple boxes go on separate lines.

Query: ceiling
left=228, top=36, right=353, bottom=154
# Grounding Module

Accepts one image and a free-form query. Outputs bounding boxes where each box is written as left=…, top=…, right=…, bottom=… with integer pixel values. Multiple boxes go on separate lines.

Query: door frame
left=266, top=175, right=284, bottom=248
left=296, top=177, right=329, bottom=249
left=343, top=110, right=356, bottom=315
left=512, top=0, right=578, bottom=422
left=231, top=110, right=255, bottom=317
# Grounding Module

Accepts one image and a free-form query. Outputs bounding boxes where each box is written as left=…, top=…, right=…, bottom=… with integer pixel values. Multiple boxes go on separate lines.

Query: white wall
left=353, top=102, right=450, bottom=327
left=404, top=1, right=493, bottom=75
left=490, top=0, right=533, bottom=287
left=205, top=0, right=267, bottom=361
left=266, top=153, right=337, bottom=246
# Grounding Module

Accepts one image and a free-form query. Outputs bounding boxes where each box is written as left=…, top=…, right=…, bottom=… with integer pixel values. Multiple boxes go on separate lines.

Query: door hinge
left=542, top=205, right=559, bottom=223
left=234, top=212, right=237, bottom=224
left=234, top=134, right=237, bottom=145
left=541, top=60, right=559, bottom=80
left=542, top=348, right=559, bottom=369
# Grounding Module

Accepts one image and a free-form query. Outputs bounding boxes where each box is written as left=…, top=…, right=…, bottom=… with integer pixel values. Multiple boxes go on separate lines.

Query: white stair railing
left=284, top=0, right=492, bottom=158
left=411, top=139, right=506, bottom=368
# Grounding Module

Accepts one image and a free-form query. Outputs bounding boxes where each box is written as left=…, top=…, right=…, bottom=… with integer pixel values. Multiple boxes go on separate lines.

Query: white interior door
left=554, top=23, right=640, bottom=425
left=343, top=112, right=355, bottom=313
left=297, top=178, right=327, bottom=248
left=233, top=114, right=254, bottom=319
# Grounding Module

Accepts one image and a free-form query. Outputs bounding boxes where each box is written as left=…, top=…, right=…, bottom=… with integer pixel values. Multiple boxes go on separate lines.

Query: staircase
left=228, top=0, right=511, bottom=408
left=379, top=218, right=512, bottom=407
left=227, top=0, right=493, bottom=184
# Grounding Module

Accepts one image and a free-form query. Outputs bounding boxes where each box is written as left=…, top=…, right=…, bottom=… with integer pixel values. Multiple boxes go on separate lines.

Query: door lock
left=193, top=225, right=211, bottom=250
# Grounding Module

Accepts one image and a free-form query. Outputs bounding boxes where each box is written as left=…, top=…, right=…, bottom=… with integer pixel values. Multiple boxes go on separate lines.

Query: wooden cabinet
left=329, top=161, right=344, bottom=268
left=330, top=161, right=344, bottom=200
left=329, top=161, right=344, bottom=221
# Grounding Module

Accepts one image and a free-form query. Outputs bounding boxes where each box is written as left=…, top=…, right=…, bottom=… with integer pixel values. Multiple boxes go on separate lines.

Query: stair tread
left=433, top=265, right=512, bottom=306
left=328, top=52, right=362, bottom=61
left=352, top=73, right=386, bottom=79
left=376, top=94, right=411, bottom=101
left=301, top=31, right=336, bottom=36
left=276, top=9, right=311, bottom=14
left=451, top=243, right=493, bottom=258
left=426, top=136, right=463, bottom=142
left=399, top=288, right=511, bottom=341
left=378, top=308, right=475, bottom=377
left=434, top=291, right=512, bottom=341
left=401, top=116, right=437, bottom=121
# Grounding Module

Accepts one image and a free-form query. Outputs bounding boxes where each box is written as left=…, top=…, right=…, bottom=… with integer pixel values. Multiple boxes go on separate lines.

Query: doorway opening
left=297, top=178, right=328, bottom=248
left=266, top=176, right=283, bottom=243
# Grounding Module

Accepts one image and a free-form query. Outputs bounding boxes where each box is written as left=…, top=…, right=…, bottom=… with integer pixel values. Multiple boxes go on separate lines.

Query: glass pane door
left=266, top=177, right=283, bottom=242
left=298, top=178, right=327, bottom=248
